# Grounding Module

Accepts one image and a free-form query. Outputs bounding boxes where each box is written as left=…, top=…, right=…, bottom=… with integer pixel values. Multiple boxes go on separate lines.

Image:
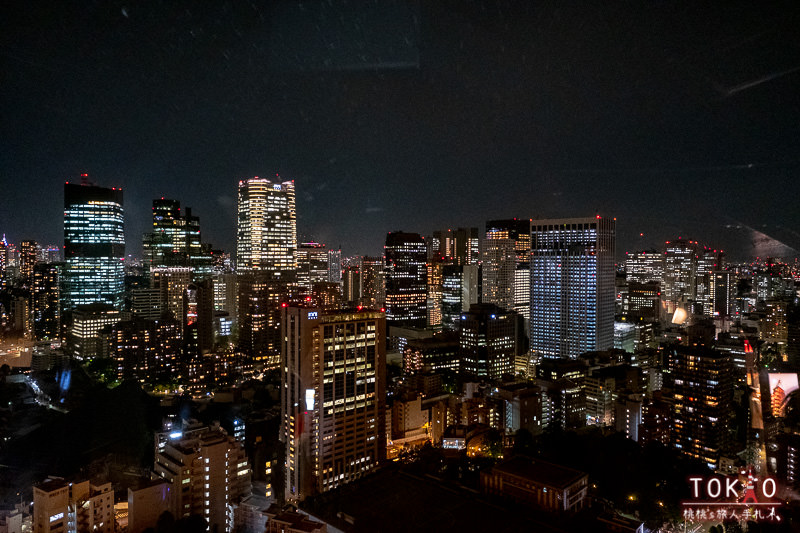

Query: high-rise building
left=430, top=227, right=479, bottom=265
left=710, top=270, right=735, bottom=317
left=530, top=217, right=615, bottom=359
left=384, top=232, right=427, bottom=328
left=281, top=306, right=386, bottom=501
left=153, top=426, right=250, bottom=533
left=670, top=346, right=733, bottom=469
left=19, top=240, right=38, bottom=285
left=342, top=264, right=361, bottom=305
left=624, top=250, right=663, bottom=284
left=63, top=178, right=125, bottom=310
left=360, top=256, right=385, bottom=308
left=482, top=219, right=531, bottom=312
left=236, top=177, right=297, bottom=276
left=662, top=238, right=698, bottom=316
left=296, top=242, right=329, bottom=292
left=327, top=248, right=342, bottom=285
left=441, top=264, right=479, bottom=330
left=32, top=262, right=62, bottom=340
left=143, top=199, right=212, bottom=280
left=426, top=262, right=443, bottom=329
left=694, top=248, right=725, bottom=316
left=459, top=303, right=520, bottom=380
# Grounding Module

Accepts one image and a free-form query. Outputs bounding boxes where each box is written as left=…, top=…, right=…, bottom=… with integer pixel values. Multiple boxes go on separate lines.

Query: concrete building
left=127, top=480, right=171, bottom=533
left=281, top=307, right=386, bottom=502
left=152, top=425, right=251, bottom=533
left=384, top=232, right=427, bottom=328
left=481, top=456, right=588, bottom=512
left=33, top=478, right=114, bottom=533
left=459, top=303, right=520, bottom=380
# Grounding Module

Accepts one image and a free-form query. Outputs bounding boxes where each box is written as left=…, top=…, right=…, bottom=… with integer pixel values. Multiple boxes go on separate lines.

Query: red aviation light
left=357, top=305, right=363, bottom=311
left=380, top=308, right=386, bottom=313
left=281, top=303, right=288, bottom=308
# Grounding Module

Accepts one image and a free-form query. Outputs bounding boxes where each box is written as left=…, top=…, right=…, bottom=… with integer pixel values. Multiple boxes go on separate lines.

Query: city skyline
left=2, top=3, right=800, bottom=260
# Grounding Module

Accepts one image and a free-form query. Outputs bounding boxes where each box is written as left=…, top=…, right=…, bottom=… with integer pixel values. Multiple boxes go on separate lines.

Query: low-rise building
left=480, top=456, right=588, bottom=513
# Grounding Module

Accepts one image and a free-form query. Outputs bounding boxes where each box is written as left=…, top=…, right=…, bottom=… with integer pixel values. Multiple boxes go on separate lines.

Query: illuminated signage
left=681, top=467, right=783, bottom=523
left=305, top=389, right=315, bottom=411
left=307, top=311, right=318, bottom=319
left=169, top=431, right=183, bottom=439
left=50, top=513, right=64, bottom=523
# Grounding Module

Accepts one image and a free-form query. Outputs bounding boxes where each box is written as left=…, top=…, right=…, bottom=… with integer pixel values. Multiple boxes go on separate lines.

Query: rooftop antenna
left=80, top=173, right=91, bottom=186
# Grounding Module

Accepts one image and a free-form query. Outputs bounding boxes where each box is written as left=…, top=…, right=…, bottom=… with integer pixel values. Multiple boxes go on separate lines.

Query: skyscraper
left=530, top=217, right=615, bottom=359
left=430, top=227, right=479, bottom=265
left=384, top=232, right=427, bottom=328
left=663, top=238, right=698, bottom=316
left=482, top=219, right=531, bottom=313
left=32, top=262, right=61, bottom=340
left=459, top=303, right=519, bottom=379
left=296, top=242, right=329, bottom=292
left=236, top=177, right=297, bottom=364
left=236, top=176, right=297, bottom=277
left=63, top=178, right=125, bottom=310
left=19, top=240, right=38, bottom=285
left=143, top=199, right=212, bottom=280
left=360, top=256, right=385, bottom=308
left=281, top=306, right=386, bottom=501
left=670, top=346, right=733, bottom=469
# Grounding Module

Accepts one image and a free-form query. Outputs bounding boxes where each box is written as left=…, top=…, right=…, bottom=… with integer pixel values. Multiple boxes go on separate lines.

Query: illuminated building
left=342, top=264, right=361, bottom=305
left=694, top=248, right=725, bottom=315
left=431, top=227, right=479, bottom=265
left=624, top=250, right=663, bottom=284
left=33, top=478, right=114, bottom=533
left=615, top=393, right=643, bottom=442
left=0, top=234, right=9, bottom=289
left=441, top=264, right=479, bottom=330
left=237, top=272, right=286, bottom=365
left=360, top=256, right=385, bottom=308
left=426, top=261, right=443, bottom=329
left=131, top=288, right=163, bottom=320
left=296, top=242, right=328, bottom=292
left=143, top=199, right=212, bottom=280
left=663, top=238, right=698, bottom=315
left=19, top=239, right=38, bottom=284
left=530, top=217, right=616, bottom=359
left=483, top=219, right=531, bottom=313
left=403, top=331, right=460, bottom=374
left=153, top=426, right=250, bottom=533
left=32, top=262, right=62, bottom=340
left=67, top=304, right=121, bottom=359
left=327, top=248, right=342, bottom=285
left=112, top=316, right=181, bottom=381
left=670, top=346, right=733, bottom=469
left=459, top=303, right=519, bottom=380
left=624, top=281, right=661, bottom=322
left=63, top=179, right=125, bottom=310
left=236, top=176, right=297, bottom=276
left=281, top=306, right=386, bottom=502
left=384, top=232, right=427, bottom=328
left=151, top=267, right=192, bottom=321
left=710, top=270, right=734, bottom=317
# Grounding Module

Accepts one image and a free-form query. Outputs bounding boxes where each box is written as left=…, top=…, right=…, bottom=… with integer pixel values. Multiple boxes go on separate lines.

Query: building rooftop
left=491, top=456, right=587, bottom=490
left=34, top=478, right=69, bottom=493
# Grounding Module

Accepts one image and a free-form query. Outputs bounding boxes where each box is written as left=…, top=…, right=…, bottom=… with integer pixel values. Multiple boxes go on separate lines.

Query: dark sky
left=2, top=0, right=800, bottom=260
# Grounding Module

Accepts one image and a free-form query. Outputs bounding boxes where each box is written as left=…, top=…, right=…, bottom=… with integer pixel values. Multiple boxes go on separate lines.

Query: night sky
left=2, top=1, right=800, bottom=260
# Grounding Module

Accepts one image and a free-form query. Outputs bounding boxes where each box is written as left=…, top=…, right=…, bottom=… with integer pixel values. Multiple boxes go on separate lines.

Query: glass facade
left=63, top=182, right=125, bottom=310
left=530, top=217, right=615, bottom=359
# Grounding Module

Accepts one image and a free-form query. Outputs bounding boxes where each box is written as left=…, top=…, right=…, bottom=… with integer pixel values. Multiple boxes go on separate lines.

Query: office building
left=296, top=242, right=329, bottom=292
left=327, top=248, right=342, bottom=285
left=143, top=199, right=212, bottom=280
left=459, top=303, right=519, bottom=380
left=32, top=262, right=62, bottom=340
left=112, top=316, right=181, bottom=381
left=360, top=256, right=385, bottom=308
left=710, top=270, right=734, bottom=317
left=236, top=176, right=297, bottom=276
left=281, top=306, right=386, bottom=501
left=441, top=264, right=479, bottom=330
left=63, top=178, right=125, bottom=310
left=67, top=304, right=122, bottom=359
left=430, top=227, right=479, bottom=265
left=624, top=250, right=663, bottom=284
left=670, top=346, right=733, bottom=469
left=694, top=248, right=725, bottom=316
left=384, top=232, right=427, bottom=328
left=483, top=219, right=531, bottom=312
left=530, top=217, right=615, bottom=359
left=18, top=240, right=38, bottom=284
left=153, top=425, right=250, bottom=533
left=342, top=264, right=361, bottom=305
left=663, top=238, right=698, bottom=315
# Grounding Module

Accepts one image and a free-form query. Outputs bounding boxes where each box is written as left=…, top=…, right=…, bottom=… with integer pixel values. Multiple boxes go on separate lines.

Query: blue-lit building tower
left=530, top=217, right=615, bottom=359
left=63, top=178, right=125, bottom=310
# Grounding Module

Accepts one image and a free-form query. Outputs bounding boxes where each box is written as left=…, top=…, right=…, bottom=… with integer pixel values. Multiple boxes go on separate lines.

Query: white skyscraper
left=530, top=217, right=616, bottom=359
